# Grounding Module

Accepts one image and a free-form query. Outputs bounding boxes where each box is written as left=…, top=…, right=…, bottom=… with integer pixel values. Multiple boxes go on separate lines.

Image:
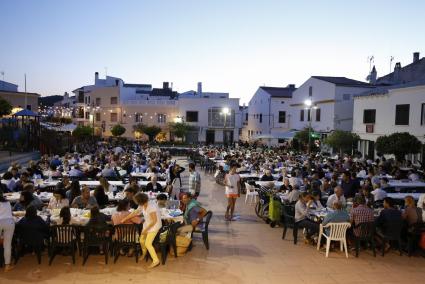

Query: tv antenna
left=367, top=56, right=374, bottom=72
left=389, top=56, right=394, bottom=73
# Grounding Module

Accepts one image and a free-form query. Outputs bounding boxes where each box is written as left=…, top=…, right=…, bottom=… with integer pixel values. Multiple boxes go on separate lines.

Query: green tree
left=72, top=125, right=93, bottom=140
left=293, top=127, right=319, bottom=152
left=133, top=123, right=162, bottom=142
left=375, top=132, right=422, bottom=161
left=111, top=124, right=126, bottom=137
left=324, top=130, right=360, bottom=155
left=0, top=97, right=12, bottom=117
left=169, top=122, right=196, bottom=141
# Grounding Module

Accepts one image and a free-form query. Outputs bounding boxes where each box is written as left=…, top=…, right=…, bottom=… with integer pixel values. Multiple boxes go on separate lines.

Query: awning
left=275, top=130, right=299, bottom=139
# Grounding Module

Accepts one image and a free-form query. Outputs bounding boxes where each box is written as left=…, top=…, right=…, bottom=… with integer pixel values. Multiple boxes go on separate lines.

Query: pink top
left=112, top=211, right=142, bottom=225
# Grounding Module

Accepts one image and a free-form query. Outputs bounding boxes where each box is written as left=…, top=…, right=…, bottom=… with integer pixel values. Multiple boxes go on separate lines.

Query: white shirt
left=0, top=201, right=13, bottom=220
left=225, top=173, right=240, bottom=195
left=140, top=201, right=162, bottom=233
left=371, top=188, right=387, bottom=201
left=326, top=194, right=347, bottom=208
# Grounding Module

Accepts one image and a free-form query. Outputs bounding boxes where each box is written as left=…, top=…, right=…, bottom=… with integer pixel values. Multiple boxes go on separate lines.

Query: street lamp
left=221, top=107, right=230, bottom=128
left=304, top=99, right=317, bottom=155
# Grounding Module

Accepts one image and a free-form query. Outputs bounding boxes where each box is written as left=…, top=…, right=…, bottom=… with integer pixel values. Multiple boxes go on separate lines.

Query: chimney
left=413, top=52, right=420, bottom=63
left=287, top=84, right=296, bottom=89
left=115, top=79, right=119, bottom=86
left=393, top=62, right=402, bottom=83
left=163, top=82, right=169, bottom=90
left=95, top=72, right=99, bottom=84
left=369, top=66, right=377, bottom=84
left=197, top=82, right=202, bottom=95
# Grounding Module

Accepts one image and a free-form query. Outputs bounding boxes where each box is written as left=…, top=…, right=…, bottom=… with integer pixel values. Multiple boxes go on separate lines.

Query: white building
left=245, top=85, right=296, bottom=145
left=177, top=83, right=241, bottom=144
left=353, top=81, right=425, bottom=160
left=289, top=76, right=374, bottom=136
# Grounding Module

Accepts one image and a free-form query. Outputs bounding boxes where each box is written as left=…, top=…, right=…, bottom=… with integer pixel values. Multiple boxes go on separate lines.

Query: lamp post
left=304, top=99, right=318, bottom=155
left=221, top=107, right=230, bottom=145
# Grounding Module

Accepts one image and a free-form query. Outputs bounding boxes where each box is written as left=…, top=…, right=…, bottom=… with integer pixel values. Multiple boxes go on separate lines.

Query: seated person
left=1, top=171, right=16, bottom=192
left=295, top=192, right=319, bottom=243
left=69, top=165, right=84, bottom=178
left=86, top=206, right=108, bottom=228
left=13, top=191, right=41, bottom=211
left=322, top=201, right=350, bottom=226
left=71, top=185, right=98, bottom=209
left=13, top=172, right=33, bottom=192
left=58, top=206, right=72, bottom=225
left=145, top=175, right=163, bottom=192
left=402, top=195, right=423, bottom=226
left=360, top=185, right=374, bottom=208
left=112, top=199, right=142, bottom=225
left=326, top=186, right=346, bottom=208
left=375, top=197, right=402, bottom=249
left=47, top=187, right=70, bottom=209
left=260, top=170, right=274, bottom=181
left=23, top=183, right=43, bottom=210
left=156, top=193, right=168, bottom=209
left=309, top=191, right=324, bottom=210
left=66, top=180, right=81, bottom=204
left=16, top=206, right=49, bottom=247
left=177, top=193, right=207, bottom=236
left=93, top=185, right=109, bottom=209
left=124, top=186, right=139, bottom=209
left=350, top=195, right=375, bottom=238
left=279, top=178, right=293, bottom=193
left=371, top=183, right=388, bottom=202
left=101, top=164, right=117, bottom=178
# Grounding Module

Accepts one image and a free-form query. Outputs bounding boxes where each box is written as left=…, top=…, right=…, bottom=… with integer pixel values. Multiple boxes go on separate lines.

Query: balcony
left=121, top=99, right=177, bottom=106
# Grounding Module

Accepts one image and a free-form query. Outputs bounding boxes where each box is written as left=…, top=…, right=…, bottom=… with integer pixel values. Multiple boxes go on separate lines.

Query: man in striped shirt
left=350, top=195, right=375, bottom=237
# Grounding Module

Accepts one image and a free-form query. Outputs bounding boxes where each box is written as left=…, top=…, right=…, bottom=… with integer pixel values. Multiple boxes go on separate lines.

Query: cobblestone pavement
left=1, top=156, right=425, bottom=283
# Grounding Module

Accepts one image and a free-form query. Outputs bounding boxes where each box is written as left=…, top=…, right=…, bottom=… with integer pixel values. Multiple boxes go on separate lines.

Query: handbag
left=170, top=235, right=192, bottom=256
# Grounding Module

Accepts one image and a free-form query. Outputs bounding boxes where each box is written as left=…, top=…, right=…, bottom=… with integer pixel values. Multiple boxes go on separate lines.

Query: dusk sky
left=1, top=0, right=424, bottom=103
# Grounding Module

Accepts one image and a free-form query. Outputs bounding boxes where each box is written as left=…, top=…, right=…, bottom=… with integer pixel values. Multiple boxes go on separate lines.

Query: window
left=85, top=112, right=89, bottom=119
left=96, top=98, right=101, bottom=106
left=421, top=103, right=425, bottom=125
left=307, top=109, right=311, bottom=121
left=363, top=109, right=376, bottom=124
left=208, top=107, right=235, bottom=127
left=309, top=86, right=313, bottom=96
left=245, top=113, right=248, bottom=121
left=135, top=113, right=143, bottom=123
left=281, top=101, right=285, bottom=104
left=259, top=114, right=263, bottom=123
left=26, top=105, right=31, bottom=110
left=96, top=113, right=101, bottom=122
left=316, top=108, right=321, bottom=122
left=343, top=94, right=351, bottom=100
left=278, top=139, right=285, bottom=144
left=110, top=112, right=117, bottom=122
left=278, top=111, right=286, bottom=123
left=78, top=91, right=84, bottom=103
left=157, top=114, right=167, bottom=124
left=110, top=97, right=118, bottom=104
left=239, top=128, right=242, bottom=135
left=395, top=104, right=409, bottom=125
left=186, top=111, right=198, bottom=122
left=300, top=109, right=304, bottom=121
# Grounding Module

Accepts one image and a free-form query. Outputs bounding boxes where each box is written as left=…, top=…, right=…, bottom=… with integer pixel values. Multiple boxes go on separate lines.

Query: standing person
left=0, top=191, right=15, bottom=271
left=188, top=162, right=201, bottom=198
left=224, top=163, right=241, bottom=221
left=121, top=193, right=162, bottom=268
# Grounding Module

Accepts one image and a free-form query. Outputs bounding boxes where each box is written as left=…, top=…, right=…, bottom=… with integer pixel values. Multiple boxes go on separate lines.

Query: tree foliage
left=111, top=124, right=126, bottom=137
left=133, top=123, right=162, bottom=142
left=0, top=97, right=12, bottom=117
left=324, top=130, right=360, bottom=155
left=72, top=125, right=93, bottom=139
left=168, top=122, right=196, bottom=141
left=375, top=132, right=422, bottom=161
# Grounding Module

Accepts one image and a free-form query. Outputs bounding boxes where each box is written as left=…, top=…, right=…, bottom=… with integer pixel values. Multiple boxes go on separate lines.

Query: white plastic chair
left=317, top=222, right=351, bottom=258
left=244, top=182, right=258, bottom=204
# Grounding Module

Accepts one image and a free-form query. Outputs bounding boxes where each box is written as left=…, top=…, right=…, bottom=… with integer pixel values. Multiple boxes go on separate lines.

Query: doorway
left=206, top=130, right=215, bottom=145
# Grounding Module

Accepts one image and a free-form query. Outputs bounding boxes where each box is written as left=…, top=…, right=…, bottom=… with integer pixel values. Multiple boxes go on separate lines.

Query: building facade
left=289, top=76, right=374, bottom=136
left=0, top=80, right=39, bottom=114
left=245, top=85, right=296, bottom=145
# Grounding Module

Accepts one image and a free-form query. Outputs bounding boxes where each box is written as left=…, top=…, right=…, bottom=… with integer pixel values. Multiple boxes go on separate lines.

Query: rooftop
left=312, top=76, right=374, bottom=88
left=123, top=83, right=152, bottom=88
left=354, top=79, right=425, bottom=98
left=260, top=86, right=296, bottom=98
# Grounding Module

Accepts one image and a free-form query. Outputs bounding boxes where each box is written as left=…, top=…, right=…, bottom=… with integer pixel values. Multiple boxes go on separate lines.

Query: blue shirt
left=322, top=209, right=350, bottom=226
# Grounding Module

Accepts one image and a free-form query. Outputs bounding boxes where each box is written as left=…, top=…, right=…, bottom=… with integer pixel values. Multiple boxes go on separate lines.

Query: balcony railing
left=122, top=99, right=177, bottom=106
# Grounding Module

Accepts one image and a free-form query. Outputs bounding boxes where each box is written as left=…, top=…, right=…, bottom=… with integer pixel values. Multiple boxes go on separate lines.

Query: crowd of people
left=198, top=144, right=425, bottom=252
left=0, top=141, right=207, bottom=271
